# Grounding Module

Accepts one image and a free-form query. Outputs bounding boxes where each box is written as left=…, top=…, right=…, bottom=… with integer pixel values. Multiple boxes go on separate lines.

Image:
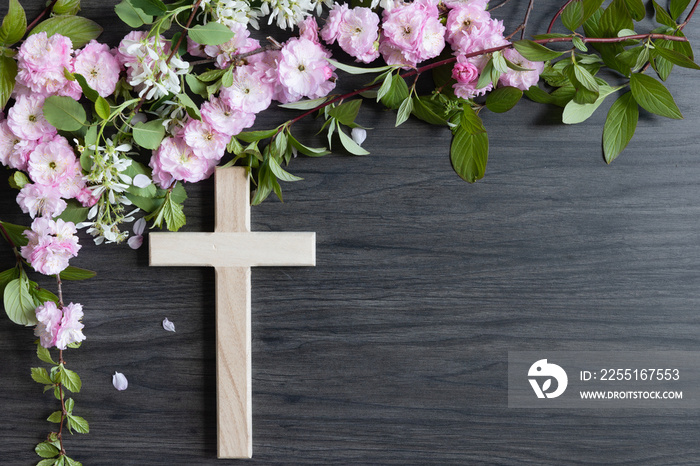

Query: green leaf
left=287, top=133, right=329, bottom=157
left=94, top=96, right=110, bottom=120
left=380, top=73, right=409, bottom=109
left=35, top=441, right=60, bottom=459
left=670, top=0, right=692, bottom=20
left=130, top=0, right=167, bottom=15
left=512, top=40, right=564, bottom=61
left=0, top=0, right=26, bottom=46
left=572, top=36, right=588, bottom=52
left=562, top=84, right=621, bottom=123
left=562, top=0, right=584, bottom=31
left=325, top=58, right=392, bottom=75
left=337, top=127, right=370, bottom=155
left=56, top=201, right=89, bottom=225
left=64, top=456, right=82, bottom=466
left=188, top=22, right=234, bottom=45
left=411, top=96, right=448, bottom=126
left=59, top=266, right=96, bottom=281
left=70, top=73, right=99, bottom=102
left=485, top=86, right=523, bottom=113
left=133, top=120, right=166, bottom=150
left=629, top=72, right=682, bottom=119
left=29, top=15, right=103, bottom=48
left=177, top=93, right=201, bottom=120
left=30, top=285, right=59, bottom=307
left=582, top=0, right=605, bottom=22
left=279, top=96, right=332, bottom=110
left=268, top=157, right=303, bottom=182
left=162, top=193, right=186, bottom=232
left=197, top=68, right=226, bottom=82
left=52, top=0, right=81, bottom=15
left=652, top=0, right=677, bottom=27
left=60, top=367, right=82, bottom=393
left=652, top=45, right=700, bottom=70
left=376, top=71, right=393, bottom=102
left=328, top=100, right=362, bottom=126
left=42, top=96, right=86, bottom=132
left=601, top=0, right=634, bottom=35
left=395, top=97, right=413, bottom=127
left=47, top=411, right=63, bottom=423
left=624, top=0, right=646, bottom=21
left=31, top=367, right=54, bottom=385
left=4, top=276, right=37, bottom=326
left=0, top=221, right=28, bottom=246
left=185, top=74, right=207, bottom=98
left=571, top=62, right=599, bottom=92
left=37, top=459, right=57, bottom=466
left=37, top=344, right=57, bottom=365
left=65, top=397, right=74, bottom=414
left=0, top=267, right=19, bottom=297
left=0, top=56, right=17, bottom=109
left=221, top=67, right=233, bottom=88
left=603, top=91, right=638, bottom=163
left=450, top=107, right=488, bottom=183
left=237, top=128, right=278, bottom=143
left=67, top=415, right=89, bottom=434
left=9, top=171, right=30, bottom=190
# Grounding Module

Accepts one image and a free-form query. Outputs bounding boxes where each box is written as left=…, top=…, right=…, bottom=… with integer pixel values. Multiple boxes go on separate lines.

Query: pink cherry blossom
left=379, top=0, right=446, bottom=67
left=322, top=5, right=380, bottom=64
left=16, top=183, right=67, bottom=219
left=220, top=66, right=274, bottom=114
left=320, top=3, right=348, bottom=44
left=21, top=217, right=81, bottom=276
left=299, top=16, right=321, bottom=44
left=35, top=301, right=63, bottom=348
left=452, top=59, right=479, bottom=83
left=201, top=96, right=255, bottom=137
left=54, top=302, right=86, bottom=350
left=498, top=48, right=544, bottom=91
left=151, top=136, right=214, bottom=185
left=76, top=187, right=100, bottom=207
left=182, top=119, right=229, bottom=160
left=73, top=40, right=122, bottom=97
left=7, top=95, right=57, bottom=141
left=16, top=32, right=81, bottom=99
left=27, top=135, right=77, bottom=186
left=277, top=38, right=336, bottom=103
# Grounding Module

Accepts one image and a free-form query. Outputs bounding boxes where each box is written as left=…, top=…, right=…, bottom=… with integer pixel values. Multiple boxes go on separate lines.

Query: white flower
left=112, top=371, right=128, bottom=391
left=162, top=318, right=176, bottom=332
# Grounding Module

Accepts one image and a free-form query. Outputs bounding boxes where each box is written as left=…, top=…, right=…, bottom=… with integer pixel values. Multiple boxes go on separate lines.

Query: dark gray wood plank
left=2, top=0, right=700, bottom=464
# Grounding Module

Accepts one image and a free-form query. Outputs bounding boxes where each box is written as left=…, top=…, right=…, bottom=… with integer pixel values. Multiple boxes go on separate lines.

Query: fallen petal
left=127, top=235, right=143, bottom=250
left=133, top=218, right=147, bottom=236
left=112, top=371, right=128, bottom=391
left=133, top=174, right=152, bottom=188
left=351, top=128, right=367, bottom=146
left=162, top=318, right=176, bottom=332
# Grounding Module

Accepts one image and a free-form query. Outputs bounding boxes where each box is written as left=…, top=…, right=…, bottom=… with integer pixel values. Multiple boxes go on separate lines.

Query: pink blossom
left=7, top=95, right=57, bottom=141
left=35, top=301, right=62, bottom=348
left=204, top=23, right=260, bottom=69
left=277, top=38, right=336, bottom=103
left=299, top=16, right=320, bottom=43
left=27, top=135, right=77, bottom=186
left=0, top=119, right=17, bottom=167
left=445, top=3, right=493, bottom=54
left=452, top=59, right=479, bottom=83
left=187, top=37, right=208, bottom=57
left=201, top=97, right=255, bottom=137
left=73, top=40, right=121, bottom=97
left=150, top=136, right=214, bottom=185
left=182, top=119, right=229, bottom=160
left=16, top=32, right=81, bottom=99
left=220, top=66, right=273, bottom=114
left=379, top=0, right=446, bottom=67
left=322, top=5, right=380, bottom=64
left=54, top=302, right=86, bottom=350
left=498, top=48, right=544, bottom=91
left=21, top=217, right=81, bottom=276
left=16, top=183, right=67, bottom=219
left=76, top=187, right=100, bottom=207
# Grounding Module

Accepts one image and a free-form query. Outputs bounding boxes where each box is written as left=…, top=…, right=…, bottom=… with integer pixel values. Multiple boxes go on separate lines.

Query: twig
left=547, top=0, right=575, bottom=33
left=488, top=0, right=515, bottom=11
left=680, top=0, right=700, bottom=29
left=166, top=0, right=203, bottom=65
left=521, top=0, right=536, bottom=40
left=25, top=0, right=59, bottom=34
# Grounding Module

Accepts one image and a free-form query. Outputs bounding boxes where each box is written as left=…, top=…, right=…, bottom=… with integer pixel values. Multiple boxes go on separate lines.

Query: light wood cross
left=149, top=167, right=316, bottom=458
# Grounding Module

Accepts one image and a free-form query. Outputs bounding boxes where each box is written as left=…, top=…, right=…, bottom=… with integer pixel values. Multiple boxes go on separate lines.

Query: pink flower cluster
left=21, top=218, right=81, bottom=276
left=151, top=19, right=337, bottom=187
left=379, top=0, right=446, bottom=68
left=321, top=4, right=380, bottom=63
left=35, top=301, right=86, bottom=350
left=15, top=33, right=120, bottom=100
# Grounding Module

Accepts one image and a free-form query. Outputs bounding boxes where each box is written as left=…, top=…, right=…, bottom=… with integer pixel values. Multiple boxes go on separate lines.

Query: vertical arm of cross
left=214, top=168, right=252, bottom=459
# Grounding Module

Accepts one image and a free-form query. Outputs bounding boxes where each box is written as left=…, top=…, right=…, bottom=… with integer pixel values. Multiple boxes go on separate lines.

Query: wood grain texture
left=2, top=1, right=700, bottom=465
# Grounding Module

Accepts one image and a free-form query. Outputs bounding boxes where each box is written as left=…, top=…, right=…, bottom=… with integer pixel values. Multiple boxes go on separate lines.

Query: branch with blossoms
left=0, top=0, right=699, bottom=462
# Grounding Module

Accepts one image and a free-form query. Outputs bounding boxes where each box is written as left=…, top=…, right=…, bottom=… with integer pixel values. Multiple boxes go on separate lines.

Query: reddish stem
left=25, top=0, right=59, bottom=34
left=166, top=0, right=203, bottom=65
left=547, top=0, right=575, bottom=33
left=680, top=0, right=700, bottom=28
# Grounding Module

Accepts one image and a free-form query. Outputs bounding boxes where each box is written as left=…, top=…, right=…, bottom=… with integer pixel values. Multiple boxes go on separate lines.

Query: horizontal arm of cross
left=149, top=232, right=316, bottom=267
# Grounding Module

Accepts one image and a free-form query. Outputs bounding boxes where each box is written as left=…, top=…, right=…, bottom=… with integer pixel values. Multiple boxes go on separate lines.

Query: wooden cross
left=149, top=167, right=316, bottom=458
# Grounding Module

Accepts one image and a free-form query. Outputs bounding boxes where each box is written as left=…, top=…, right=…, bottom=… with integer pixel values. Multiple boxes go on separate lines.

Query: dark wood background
left=2, top=1, right=700, bottom=464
